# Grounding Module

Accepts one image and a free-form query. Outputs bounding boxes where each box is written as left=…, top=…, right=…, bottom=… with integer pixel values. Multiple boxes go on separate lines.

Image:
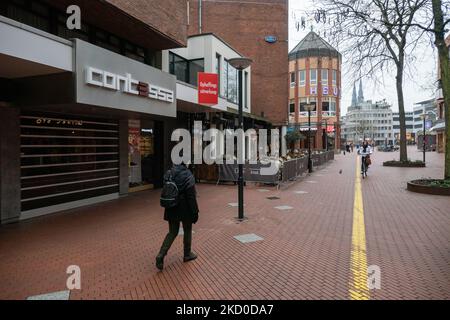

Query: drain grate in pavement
left=27, top=290, right=70, bottom=300
left=275, top=205, right=294, bottom=211
left=266, top=196, right=280, bottom=200
left=234, top=233, right=264, bottom=243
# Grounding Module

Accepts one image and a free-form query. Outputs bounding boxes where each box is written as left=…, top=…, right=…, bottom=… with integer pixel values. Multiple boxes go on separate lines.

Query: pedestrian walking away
left=156, top=163, right=199, bottom=271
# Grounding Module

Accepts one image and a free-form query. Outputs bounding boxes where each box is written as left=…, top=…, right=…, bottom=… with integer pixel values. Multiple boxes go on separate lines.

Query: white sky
left=289, top=0, right=438, bottom=115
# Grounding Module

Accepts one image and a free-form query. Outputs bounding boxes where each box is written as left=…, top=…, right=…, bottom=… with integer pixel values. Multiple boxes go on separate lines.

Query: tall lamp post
left=421, top=113, right=427, bottom=163
left=304, top=103, right=316, bottom=173
left=228, top=57, right=253, bottom=221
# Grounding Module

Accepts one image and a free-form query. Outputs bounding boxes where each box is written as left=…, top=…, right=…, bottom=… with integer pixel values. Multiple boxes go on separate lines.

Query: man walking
left=156, top=163, right=199, bottom=270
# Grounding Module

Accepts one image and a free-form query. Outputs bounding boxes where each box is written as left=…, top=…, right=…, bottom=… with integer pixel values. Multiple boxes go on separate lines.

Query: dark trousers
left=158, top=220, right=192, bottom=257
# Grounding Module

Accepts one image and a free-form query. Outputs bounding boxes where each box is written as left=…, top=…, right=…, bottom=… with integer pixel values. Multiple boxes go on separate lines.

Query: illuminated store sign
left=86, top=67, right=174, bottom=103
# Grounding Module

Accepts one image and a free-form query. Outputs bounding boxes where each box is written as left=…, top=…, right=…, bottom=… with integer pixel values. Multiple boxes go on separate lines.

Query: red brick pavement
left=0, top=147, right=448, bottom=300
left=362, top=148, right=450, bottom=300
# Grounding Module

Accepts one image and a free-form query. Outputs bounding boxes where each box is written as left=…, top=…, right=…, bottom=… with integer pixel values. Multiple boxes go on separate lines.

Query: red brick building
left=289, top=31, right=342, bottom=150
left=187, top=0, right=289, bottom=127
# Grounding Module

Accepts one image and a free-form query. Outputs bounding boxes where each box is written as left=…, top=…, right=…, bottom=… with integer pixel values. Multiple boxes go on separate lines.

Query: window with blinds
left=20, top=113, right=120, bottom=212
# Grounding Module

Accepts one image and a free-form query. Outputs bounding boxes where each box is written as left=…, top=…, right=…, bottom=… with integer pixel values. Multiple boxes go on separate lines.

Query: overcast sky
left=288, top=0, right=439, bottom=115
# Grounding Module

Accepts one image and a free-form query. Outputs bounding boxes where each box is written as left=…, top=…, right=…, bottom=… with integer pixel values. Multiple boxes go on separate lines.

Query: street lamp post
left=304, top=103, right=316, bottom=173
left=421, top=113, right=427, bottom=163
left=228, top=57, right=253, bottom=221
left=323, top=119, right=329, bottom=151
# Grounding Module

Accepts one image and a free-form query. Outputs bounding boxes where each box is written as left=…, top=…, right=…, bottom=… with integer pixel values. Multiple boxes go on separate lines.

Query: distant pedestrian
left=350, top=143, right=354, bottom=153
left=346, top=143, right=350, bottom=153
left=156, top=163, right=199, bottom=270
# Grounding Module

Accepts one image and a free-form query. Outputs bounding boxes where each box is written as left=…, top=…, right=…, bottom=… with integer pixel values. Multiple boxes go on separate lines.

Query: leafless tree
left=315, top=0, right=429, bottom=162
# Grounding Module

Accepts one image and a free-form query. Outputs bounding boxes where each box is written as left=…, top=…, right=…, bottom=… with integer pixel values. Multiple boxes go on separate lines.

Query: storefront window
left=20, top=113, right=119, bottom=212
left=227, top=62, right=239, bottom=104
left=169, top=53, right=205, bottom=87
left=128, top=120, right=155, bottom=192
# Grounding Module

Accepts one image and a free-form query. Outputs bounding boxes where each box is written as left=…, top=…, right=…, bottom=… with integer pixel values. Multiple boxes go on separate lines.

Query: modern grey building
left=341, top=81, right=394, bottom=146
left=392, top=111, right=415, bottom=144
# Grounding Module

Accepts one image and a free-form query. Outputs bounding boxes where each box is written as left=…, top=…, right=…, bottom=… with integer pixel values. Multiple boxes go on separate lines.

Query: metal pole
left=423, top=116, right=426, bottom=163
left=238, top=69, right=244, bottom=220
left=198, top=0, right=202, bottom=33
left=308, top=109, right=312, bottom=173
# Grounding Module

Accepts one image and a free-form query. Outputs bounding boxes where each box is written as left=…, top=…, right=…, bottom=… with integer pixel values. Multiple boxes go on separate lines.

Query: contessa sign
left=86, top=67, right=174, bottom=103
left=75, top=39, right=176, bottom=117
left=198, top=72, right=218, bottom=105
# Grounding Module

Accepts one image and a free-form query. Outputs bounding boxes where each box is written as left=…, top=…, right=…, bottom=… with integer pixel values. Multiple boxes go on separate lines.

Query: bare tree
left=315, top=0, right=428, bottom=162
left=382, top=0, right=450, bottom=177
left=432, top=1, right=450, bottom=179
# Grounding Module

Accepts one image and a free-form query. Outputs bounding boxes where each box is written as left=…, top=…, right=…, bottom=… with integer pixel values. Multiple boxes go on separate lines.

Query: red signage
left=198, top=72, right=219, bottom=105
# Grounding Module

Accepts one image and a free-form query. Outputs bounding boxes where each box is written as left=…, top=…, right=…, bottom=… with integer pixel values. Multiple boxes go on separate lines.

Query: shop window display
left=128, top=119, right=155, bottom=192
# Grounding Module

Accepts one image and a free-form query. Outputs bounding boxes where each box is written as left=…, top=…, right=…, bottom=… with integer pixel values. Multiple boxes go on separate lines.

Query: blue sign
left=265, top=36, right=278, bottom=43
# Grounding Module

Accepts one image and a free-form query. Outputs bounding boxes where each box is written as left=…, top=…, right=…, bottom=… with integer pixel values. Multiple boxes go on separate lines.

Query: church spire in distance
left=358, top=79, right=364, bottom=103
left=351, top=82, right=357, bottom=107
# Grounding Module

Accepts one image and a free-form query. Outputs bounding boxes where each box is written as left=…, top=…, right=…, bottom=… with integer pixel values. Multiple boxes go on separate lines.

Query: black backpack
left=160, top=169, right=179, bottom=209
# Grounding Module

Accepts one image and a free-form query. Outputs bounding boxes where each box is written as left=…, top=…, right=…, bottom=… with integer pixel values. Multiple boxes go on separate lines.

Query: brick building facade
left=289, top=31, right=342, bottom=150
left=187, top=0, right=289, bottom=126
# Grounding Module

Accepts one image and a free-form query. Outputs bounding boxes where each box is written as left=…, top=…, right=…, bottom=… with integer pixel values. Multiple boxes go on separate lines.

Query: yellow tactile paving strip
left=349, top=156, right=370, bottom=300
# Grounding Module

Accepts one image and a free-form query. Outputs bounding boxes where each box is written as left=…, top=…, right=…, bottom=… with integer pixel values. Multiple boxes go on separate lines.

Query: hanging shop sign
left=310, top=87, right=317, bottom=95
left=86, top=67, right=174, bottom=103
left=198, top=72, right=219, bottom=105
left=323, top=86, right=329, bottom=95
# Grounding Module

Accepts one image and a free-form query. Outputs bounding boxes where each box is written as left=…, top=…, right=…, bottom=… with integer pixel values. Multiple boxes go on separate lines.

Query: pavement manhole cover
left=234, top=233, right=264, bottom=243
left=266, top=196, right=280, bottom=200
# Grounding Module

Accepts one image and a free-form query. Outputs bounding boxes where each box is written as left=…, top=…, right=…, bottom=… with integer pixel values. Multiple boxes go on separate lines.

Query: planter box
left=407, top=180, right=450, bottom=196
left=383, top=161, right=425, bottom=167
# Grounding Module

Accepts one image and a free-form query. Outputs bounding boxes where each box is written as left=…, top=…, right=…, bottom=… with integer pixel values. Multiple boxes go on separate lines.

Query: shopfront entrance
left=128, top=119, right=157, bottom=193
left=20, top=111, right=120, bottom=217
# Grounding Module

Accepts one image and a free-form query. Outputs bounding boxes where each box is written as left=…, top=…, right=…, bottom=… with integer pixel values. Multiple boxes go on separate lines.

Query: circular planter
left=383, top=161, right=425, bottom=167
left=407, top=180, right=450, bottom=196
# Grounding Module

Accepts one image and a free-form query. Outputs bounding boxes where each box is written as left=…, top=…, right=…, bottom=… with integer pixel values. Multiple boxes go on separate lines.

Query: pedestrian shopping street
left=0, top=146, right=449, bottom=300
